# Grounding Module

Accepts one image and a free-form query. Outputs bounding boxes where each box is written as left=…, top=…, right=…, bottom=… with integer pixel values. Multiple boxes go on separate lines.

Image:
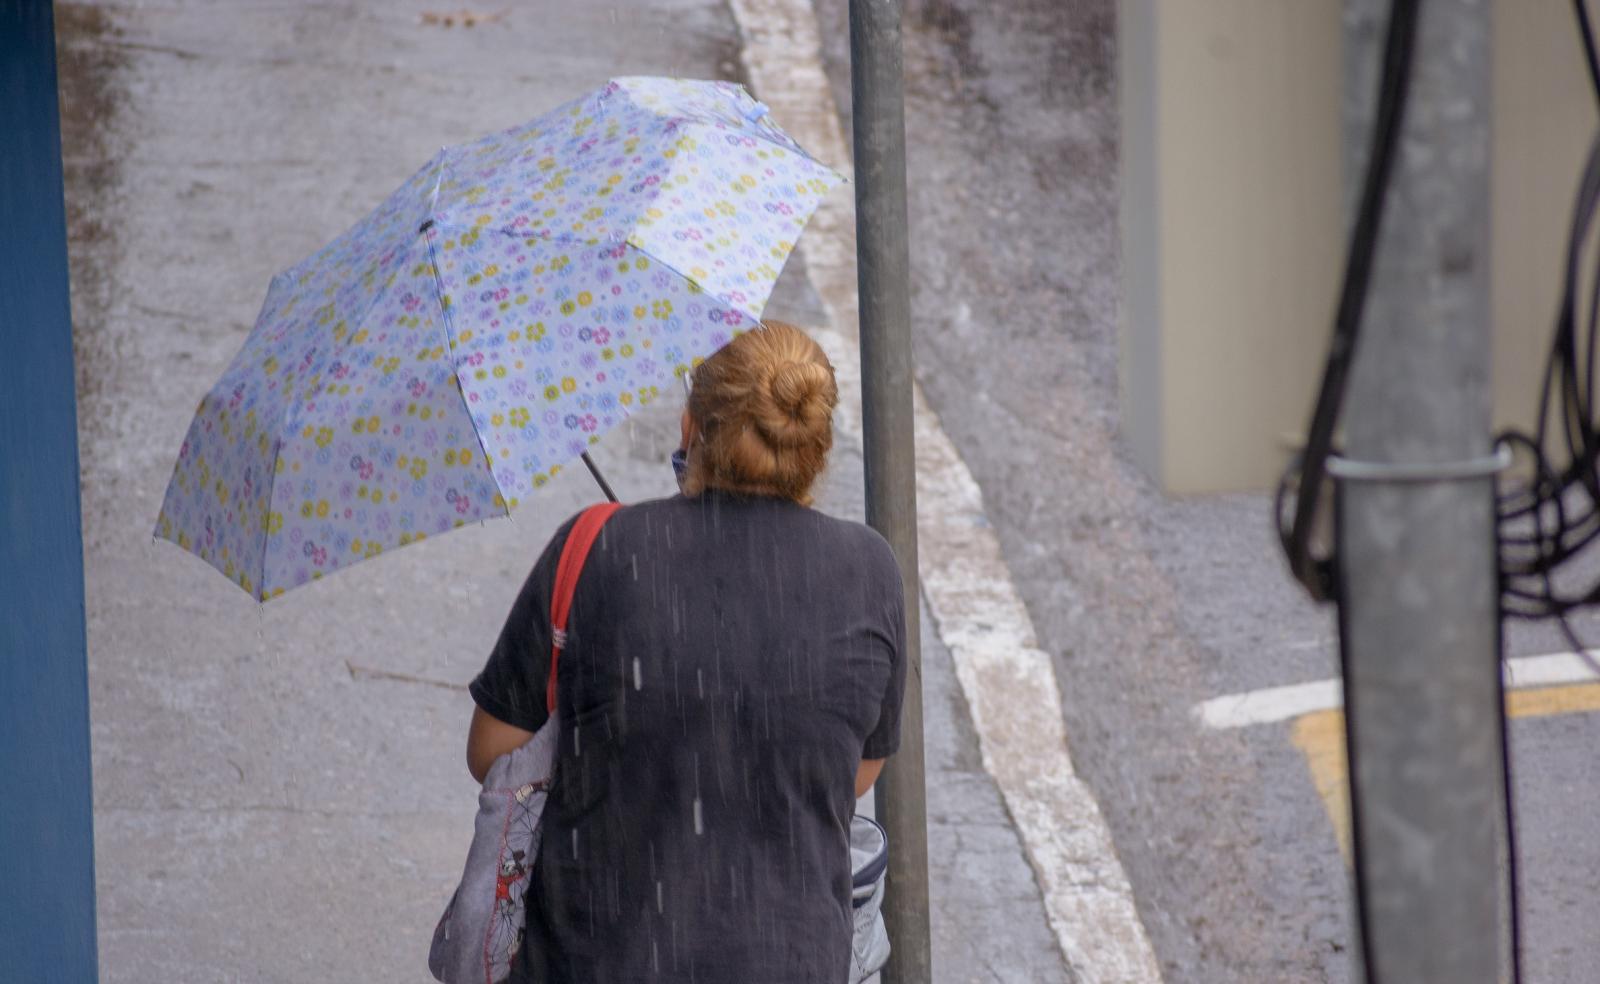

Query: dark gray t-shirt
left=470, top=490, right=906, bottom=984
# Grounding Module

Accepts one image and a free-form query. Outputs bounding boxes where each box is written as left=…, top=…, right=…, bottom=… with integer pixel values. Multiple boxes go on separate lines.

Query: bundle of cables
left=1281, top=0, right=1600, bottom=643
left=1268, top=2, right=1600, bottom=981
left=1497, top=4, right=1600, bottom=646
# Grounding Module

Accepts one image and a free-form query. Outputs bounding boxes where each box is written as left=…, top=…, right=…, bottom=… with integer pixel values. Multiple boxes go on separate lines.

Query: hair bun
left=758, top=360, right=834, bottom=447
left=682, top=320, right=838, bottom=504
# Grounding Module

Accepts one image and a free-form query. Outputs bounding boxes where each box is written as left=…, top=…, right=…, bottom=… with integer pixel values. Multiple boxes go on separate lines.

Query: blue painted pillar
left=0, top=1, right=101, bottom=980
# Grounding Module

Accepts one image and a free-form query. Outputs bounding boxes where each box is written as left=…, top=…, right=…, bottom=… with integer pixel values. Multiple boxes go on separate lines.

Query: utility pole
left=848, top=0, right=932, bottom=981
left=1338, top=1, right=1505, bottom=981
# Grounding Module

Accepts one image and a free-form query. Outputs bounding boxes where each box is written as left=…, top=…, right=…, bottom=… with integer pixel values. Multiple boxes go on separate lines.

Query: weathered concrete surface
left=55, top=0, right=1066, bottom=980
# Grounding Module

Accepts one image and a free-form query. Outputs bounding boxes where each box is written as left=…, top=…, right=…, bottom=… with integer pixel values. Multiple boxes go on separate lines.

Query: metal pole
left=579, top=451, right=619, bottom=503
left=848, top=1, right=931, bottom=980
left=1338, top=1, right=1503, bottom=980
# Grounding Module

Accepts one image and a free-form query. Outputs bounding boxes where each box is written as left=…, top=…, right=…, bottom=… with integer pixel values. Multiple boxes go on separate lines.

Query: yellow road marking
left=1292, top=682, right=1600, bottom=861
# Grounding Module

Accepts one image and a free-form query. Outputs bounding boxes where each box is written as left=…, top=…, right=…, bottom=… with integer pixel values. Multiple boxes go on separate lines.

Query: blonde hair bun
left=758, top=359, right=835, bottom=448
left=683, top=320, right=839, bottom=505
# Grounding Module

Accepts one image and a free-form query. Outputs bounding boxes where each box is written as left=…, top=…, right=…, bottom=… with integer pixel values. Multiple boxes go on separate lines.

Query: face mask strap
left=671, top=447, right=690, bottom=490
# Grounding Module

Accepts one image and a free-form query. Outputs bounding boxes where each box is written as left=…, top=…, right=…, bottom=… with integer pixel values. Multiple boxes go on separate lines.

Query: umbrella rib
left=700, top=119, right=831, bottom=170
left=638, top=81, right=837, bottom=170
left=480, top=225, right=626, bottom=247
left=254, top=433, right=280, bottom=601
left=421, top=227, right=511, bottom=521
left=470, top=222, right=764, bottom=323
left=620, top=237, right=767, bottom=324
left=656, top=105, right=845, bottom=180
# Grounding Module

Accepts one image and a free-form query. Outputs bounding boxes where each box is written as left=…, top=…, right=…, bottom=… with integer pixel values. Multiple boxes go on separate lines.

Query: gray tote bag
left=429, top=716, right=560, bottom=984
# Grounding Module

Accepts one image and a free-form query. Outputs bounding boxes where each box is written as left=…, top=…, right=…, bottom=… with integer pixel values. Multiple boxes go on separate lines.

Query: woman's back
left=472, top=490, right=905, bottom=983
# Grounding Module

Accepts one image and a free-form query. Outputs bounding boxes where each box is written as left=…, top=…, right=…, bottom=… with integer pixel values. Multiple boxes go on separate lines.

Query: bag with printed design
left=429, top=502, right=619, bottom=984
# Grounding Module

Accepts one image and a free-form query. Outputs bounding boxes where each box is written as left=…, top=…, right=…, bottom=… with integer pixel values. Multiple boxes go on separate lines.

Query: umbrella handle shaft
left=580, top=452, right=619, bottom=503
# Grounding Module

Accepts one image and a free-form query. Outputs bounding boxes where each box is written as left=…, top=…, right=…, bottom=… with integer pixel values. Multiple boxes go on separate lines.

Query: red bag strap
left=546, top=502, right=624, bottom=714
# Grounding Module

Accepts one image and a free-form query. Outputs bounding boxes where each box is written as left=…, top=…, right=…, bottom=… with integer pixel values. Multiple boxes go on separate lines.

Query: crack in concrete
left=344, top=660, right=468, bottom=692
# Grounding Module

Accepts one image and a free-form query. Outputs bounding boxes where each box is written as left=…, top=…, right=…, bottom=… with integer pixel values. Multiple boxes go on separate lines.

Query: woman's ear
left=680, top=408, right=694, bottom=448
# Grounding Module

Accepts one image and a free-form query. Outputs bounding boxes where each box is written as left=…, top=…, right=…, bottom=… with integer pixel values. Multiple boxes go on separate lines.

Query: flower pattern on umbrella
left=155, top=77, right=843, bottom=599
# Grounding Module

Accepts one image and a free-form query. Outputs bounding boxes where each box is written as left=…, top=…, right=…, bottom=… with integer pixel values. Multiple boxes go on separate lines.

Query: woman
left=466, top=320, right=907, bottom=983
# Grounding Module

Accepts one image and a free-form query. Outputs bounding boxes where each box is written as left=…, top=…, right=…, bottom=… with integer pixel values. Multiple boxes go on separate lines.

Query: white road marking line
left=1504, top=651, right=1600, bottom=688
left=726, top=3, right=1164, bottom=980
left=1194, top=679, right=1344, bottom=731
left=1194, top=651, right=1600, bottom=730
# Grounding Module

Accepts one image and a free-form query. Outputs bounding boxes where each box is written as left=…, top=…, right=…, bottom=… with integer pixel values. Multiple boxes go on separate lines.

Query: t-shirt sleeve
left=861, top=537, right=908, bottom=760
left=468, top=515, right=578, bottom=734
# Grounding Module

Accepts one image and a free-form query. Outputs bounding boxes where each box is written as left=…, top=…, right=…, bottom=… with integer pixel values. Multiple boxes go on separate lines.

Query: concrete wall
left=1492, top=0, right=1597, bottom=437
left=1119, top=0, right=1599, bottom=494
left=1118, top=0, right=1344, bottom=494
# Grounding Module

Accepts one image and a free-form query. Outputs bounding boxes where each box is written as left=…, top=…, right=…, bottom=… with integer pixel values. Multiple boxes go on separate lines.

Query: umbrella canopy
left=155, top=77, right=843, bottom=599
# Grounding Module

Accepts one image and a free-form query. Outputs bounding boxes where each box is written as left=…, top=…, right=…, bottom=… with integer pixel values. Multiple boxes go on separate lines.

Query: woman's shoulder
left=565, top=493, right=695, bottom=545
left=560, top=494, right=678, bottom=525
left=806, top=509, right=902, bottom=578
left=585, top=494, right=898, bottom=575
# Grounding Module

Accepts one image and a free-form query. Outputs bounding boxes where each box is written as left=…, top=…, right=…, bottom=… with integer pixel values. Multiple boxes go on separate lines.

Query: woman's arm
left=466, top=515, right=586, bottom=783
left=855, top=758, right=886, bottom=799
left=467, top=706, right=535, bottom=784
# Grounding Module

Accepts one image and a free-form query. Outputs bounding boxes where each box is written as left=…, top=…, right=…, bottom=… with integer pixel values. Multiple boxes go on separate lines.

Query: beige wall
left=1492, top=0, right=1596, bottom=437
left=1119, top=0, right=1598, bottom=494
left=1119, top=0, right=1344, bottom=494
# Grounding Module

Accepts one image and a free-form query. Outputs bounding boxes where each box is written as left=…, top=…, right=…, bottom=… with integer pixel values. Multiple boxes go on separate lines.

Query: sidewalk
left=58, top=0, right=1067, bottom=980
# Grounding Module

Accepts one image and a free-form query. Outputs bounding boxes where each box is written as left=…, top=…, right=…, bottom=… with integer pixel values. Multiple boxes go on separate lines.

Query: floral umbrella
left=155, top=76, right=843, bottom=599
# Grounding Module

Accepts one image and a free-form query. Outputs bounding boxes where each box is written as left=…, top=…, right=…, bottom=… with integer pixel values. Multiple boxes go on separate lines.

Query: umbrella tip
left=744, top=101, right=770, bottom=124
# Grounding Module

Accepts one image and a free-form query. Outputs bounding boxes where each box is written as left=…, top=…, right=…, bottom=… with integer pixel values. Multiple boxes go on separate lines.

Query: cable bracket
left=1326, top=444, right=1513, bottom=483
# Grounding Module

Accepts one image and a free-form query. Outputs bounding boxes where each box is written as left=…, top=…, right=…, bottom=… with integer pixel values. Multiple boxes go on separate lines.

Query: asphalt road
left=808, top=0, right=1600, bottom=980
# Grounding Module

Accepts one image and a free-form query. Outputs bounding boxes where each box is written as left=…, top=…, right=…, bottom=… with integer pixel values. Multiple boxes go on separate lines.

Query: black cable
left=1495, top=499, right=1527, bottom=984
left=1497, top=129, right=1600, bottom=634
left=1332, top=488, right=1381, bottom=984
left=1278, top=0, right=1423, bottom=601
left=1576, top=0, right=1600, bottom=103
left=1492, top=618, right=1526, bottom=984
